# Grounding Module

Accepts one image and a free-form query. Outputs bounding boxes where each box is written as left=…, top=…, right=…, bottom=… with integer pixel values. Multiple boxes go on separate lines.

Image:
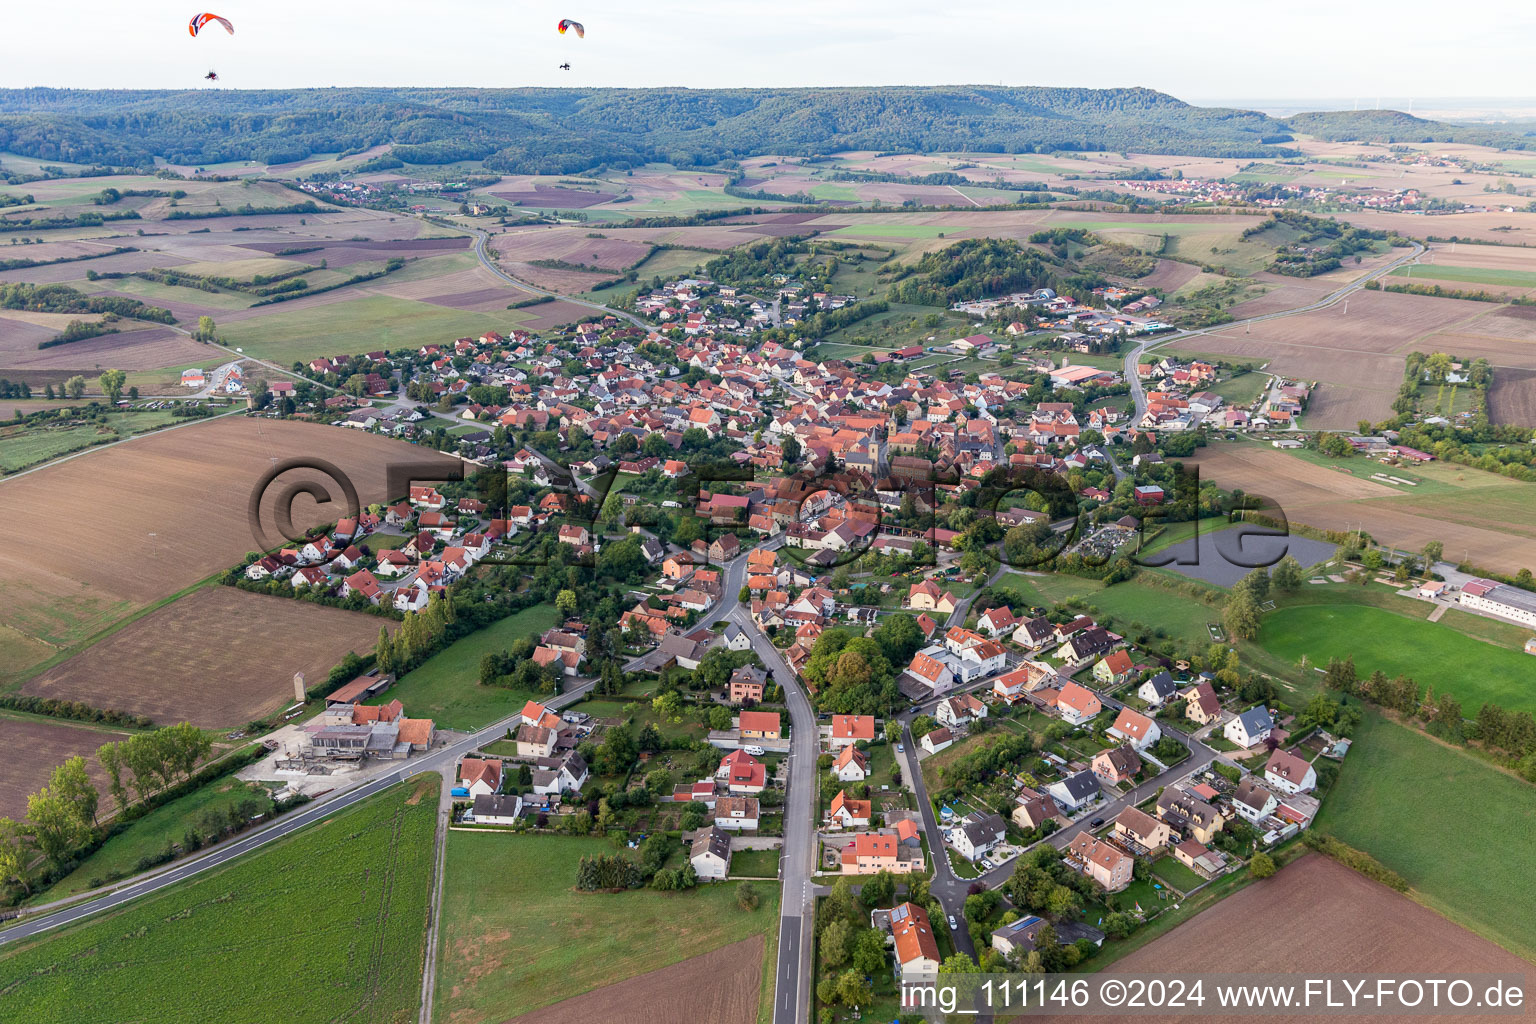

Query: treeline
left=1251, top=210, right=1393, bottom=277
left=38, top=318, right=119, bottom=349
left=94, top=187, right=183, bottom=204
left=249, top=257, right=404, bottom=305
left=165, top=200, right=321, bottom=221
left=1320, top=655, right=1536, bottom=779
left=0, top=282, right=174, bottom=323
left=0, top=722, right=215, bottom=896
left=0, top=86, right=1300, bottom=174
left=0, top=244, right=135, bottom=273
left=0, top=209, right=141, bottom=232
left=1366, top=278, right=1535, bottom=305
left=91, top=263, right=313, bottom=298
left=0, top=694, right=154, bottom=729
left=1301, top=832, right=1409, bottom=891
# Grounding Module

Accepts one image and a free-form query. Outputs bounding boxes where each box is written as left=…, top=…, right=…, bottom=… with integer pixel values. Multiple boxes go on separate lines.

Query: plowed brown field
left=1040, top=854, right=1536, bottom=1024
left=504, top=937, right=763, bottom=1024
left=23, top=587, right=394, bottom=728
left=0, top=416, right=456, bottom=681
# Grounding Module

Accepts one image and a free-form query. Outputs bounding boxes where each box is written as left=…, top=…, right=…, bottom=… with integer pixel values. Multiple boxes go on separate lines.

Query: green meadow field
left=1315, top=711, right=1536, bottom=961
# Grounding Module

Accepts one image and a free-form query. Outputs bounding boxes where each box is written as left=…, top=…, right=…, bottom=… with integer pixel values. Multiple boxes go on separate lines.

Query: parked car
left=1090, top=817, right=1105, bottom=828
left=947, top=915, right=958, bottom=930
left=896, top=743, right=904, bottom=753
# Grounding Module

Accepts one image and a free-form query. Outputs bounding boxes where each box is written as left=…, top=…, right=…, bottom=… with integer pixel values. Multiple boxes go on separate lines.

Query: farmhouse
left=1231, top=776, right=1280, bottom=823
left=728, top=665, right=767, bottom=704
left=952, top=812, right=1007, bottom=862
left=1093, top=649, right=1134, bottom=687
left=1060, top=626, right=1116, bottom=663
left=840, top=830, right=925, bottom=875
left=1137, top=670, right=1178, bottom=706
left=717, top=749, right=767, bottom=794
left=920, top=726, right=953, bottom=754
left=713, top=795, right=761, bottom=830
left=457, top=756, right=502, bottom=797
left=992, top=915, right=1104, bottom=958
left=1047, top=770, right=1100, bottom=812
left=1111, top=806, right=1172, bottom=852
left=828, top=789, right=872, bottom=828
left=1012, top=616, right=1056, bottom=650
left=1011, top=792, right=1061, bottom=831
left=830, top=714, right=876, bottom=748
left=738, top=710, right=781, bottom=740
left=1184, top=680, right=1222, bottom=725
left=936, top=692, right=986, bottom=728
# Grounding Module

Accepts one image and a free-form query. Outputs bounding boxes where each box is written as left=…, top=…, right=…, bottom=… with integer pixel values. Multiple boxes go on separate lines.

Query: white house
left=714, top=796, right=760, bottom=831
left=1263, top=748, right=1317, bottom=795
left=1231, top=777, right=1278, bottom=823
left=1106, top=708, right=1160, bottom=752
left=1047, top=770, right=1101, bottom=812
left=952, top=812, right=1007, bottom=862
left=1137, top=671, right=1178, bottom=706
left=470, top=793, right=522, bottom=825
left=832, top=745, right=869, bottom=782
left=1224, top=706, right=1274, bottom=748
left=689, top=826, right=732, bottom=879
left=936, top=693, right=987, bottom=729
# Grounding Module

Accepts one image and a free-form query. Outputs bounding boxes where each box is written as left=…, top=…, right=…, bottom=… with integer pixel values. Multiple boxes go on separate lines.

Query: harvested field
left=0, top=249, right=189, bottom=286
left=248, top=237, right=469, bottom=255
left=1203, top=288, right=1488, bottom=357
left=1134, top=259, right=1201, bottom=292
left=1489, top=367, right=1536, bottom=424
left=24, top=587, right=394, bottom=728
left=0, top=717, right=127, bottom=819
left=1049, top=854, right=1535, bottom=1024
left=0, top=416, right=457, bottom=681
left=0, top=323, right=208, bottom=372
left=502, top=262, right=611, bottom=294
left=505, top=938, right=763, bottom=1024
left=490, top=227, right=653, bottom=270
left=1299, top=384, right=1396, bottom=431
left=1188, top=443, right=1536, bottom=570
left=489, top=186, right=615, bottom=208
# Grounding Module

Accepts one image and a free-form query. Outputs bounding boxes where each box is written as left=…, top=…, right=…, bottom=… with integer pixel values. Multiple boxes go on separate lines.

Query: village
left=156, top=260, right=1535, bottom=1021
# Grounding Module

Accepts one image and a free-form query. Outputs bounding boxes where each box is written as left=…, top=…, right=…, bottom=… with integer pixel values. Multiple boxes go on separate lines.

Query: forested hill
left=0, top=85, right=1301, bottom=173
left=1285, top=109, right=1536, bottom=149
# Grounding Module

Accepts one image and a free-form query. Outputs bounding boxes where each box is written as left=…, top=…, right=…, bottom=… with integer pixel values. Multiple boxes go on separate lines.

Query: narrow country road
left=0, top=679, right=599, bottom=947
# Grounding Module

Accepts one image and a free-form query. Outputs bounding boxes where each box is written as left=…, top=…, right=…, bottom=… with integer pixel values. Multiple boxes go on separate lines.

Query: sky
left=5, top=0, right=1536, bottom=105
